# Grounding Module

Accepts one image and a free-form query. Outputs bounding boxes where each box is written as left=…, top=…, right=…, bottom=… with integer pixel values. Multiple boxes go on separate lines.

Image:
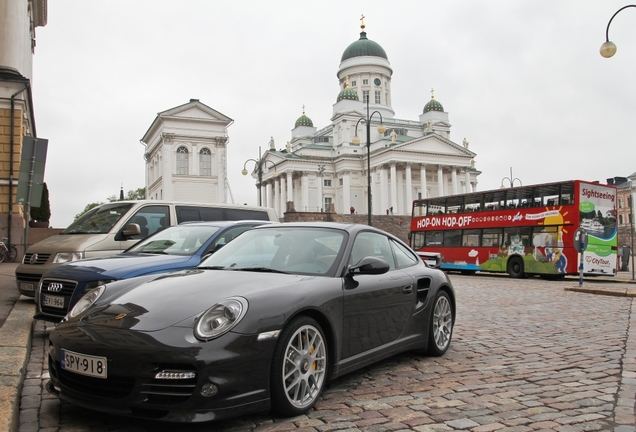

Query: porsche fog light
left=195, top=297, right=248, bottom=341
left=155, top=370, right=196, bottom=380
left=200, top=383, right=218, bottom=397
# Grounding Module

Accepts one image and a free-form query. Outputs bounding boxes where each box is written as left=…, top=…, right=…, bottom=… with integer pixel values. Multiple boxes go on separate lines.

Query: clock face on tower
left=374, top=78, right=381, bottom=86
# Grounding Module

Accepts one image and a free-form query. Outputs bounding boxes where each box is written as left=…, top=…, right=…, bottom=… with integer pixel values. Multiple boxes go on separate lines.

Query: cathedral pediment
left=159, top=99, right=233, bottom=124
left=391, top=134, right=474, bottom=157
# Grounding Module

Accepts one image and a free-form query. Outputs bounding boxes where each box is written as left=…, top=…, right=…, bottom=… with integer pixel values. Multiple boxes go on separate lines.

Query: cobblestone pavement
left=19, top=275, right=636, bottom=432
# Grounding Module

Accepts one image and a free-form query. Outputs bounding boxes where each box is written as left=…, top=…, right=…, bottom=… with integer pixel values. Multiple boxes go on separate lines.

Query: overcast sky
left=32, top=1, right=636, bottom=228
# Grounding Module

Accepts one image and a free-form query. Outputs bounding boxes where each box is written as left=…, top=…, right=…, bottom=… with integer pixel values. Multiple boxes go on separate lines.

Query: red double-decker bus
left=410, top=180, right=617, bottom=278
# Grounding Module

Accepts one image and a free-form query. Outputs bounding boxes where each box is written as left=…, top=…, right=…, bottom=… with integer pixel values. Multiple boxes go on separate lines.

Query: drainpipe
left=5, top=76, right=37, bottom=254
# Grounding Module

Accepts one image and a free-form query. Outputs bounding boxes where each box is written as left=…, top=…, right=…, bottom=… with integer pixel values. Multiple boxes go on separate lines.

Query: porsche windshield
left=199, top=227, right=347, bottom=276
left=63, top=203, right=135, bottom=234
left=128, top=226, right=221, bottom=256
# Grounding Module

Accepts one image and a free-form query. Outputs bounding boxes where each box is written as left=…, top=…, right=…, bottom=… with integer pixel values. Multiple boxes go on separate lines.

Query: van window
left=126, top=205, right=170, bottom=240
left=64, top=202, right=135, bottom=234
left=176, top=206, right=224, bottom=223
left=225, top=208, right=269, bottom=221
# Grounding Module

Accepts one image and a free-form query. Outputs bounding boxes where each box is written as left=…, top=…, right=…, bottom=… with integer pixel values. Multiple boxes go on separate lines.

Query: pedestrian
left=390, top=207, right=393, bottom=214
left=386, top=209, right=389, bottom=215
left=350, top=206, right=355, bottom=214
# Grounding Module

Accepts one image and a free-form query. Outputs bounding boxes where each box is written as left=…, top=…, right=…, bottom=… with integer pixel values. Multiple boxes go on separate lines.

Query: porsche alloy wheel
left=271, top=316, right=327, bottom=416
left=428, top=291, right=453, bottom=356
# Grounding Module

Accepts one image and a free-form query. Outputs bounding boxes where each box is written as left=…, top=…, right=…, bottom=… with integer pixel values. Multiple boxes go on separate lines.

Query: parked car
left=35, top=220, right=271, bottom=322
left=47, top=222, right=456, bottom=423
left=17, top=200, right=279, bottom=297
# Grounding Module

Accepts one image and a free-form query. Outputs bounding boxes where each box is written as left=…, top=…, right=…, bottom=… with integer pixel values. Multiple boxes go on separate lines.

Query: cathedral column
left=397, top=167, right=404, bottom=215
left=380, top=165, right=390, bottom=214
left=420, top=164, right=427, bottom=200
left=406, top=163, right=413, bottom=213
left=216, top=137, right=228, bottom=203
left=463, top=170, right=469, bottom=194
left=451, top=167, right=458, bottom=195
left=390, top=163, right=398, bottom=214
left=280, top=174, right=287, bottom=216
left=342, top=170, right=351, bottom=213
left=318, top=172, right=324, bottom=212
left=274, top=178, right=280, bottom=215
left=371, top=168, right=379, bottom=215
left=437, top=165, right=444, bottom=197
left=264, top=181, right=272, bottom=208
left=301, top=171, right=309, bottom=211
left=286, top=171, right=293, bottom=211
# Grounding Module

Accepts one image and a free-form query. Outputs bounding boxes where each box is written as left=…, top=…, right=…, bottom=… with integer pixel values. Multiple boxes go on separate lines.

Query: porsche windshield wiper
left=237, top=267, right=289, bottom=274
left=198, top=266, right=228, bottom=270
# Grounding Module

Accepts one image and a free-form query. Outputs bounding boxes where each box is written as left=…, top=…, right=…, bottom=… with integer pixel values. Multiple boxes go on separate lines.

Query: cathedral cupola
left=295, top=105, right=314, bottom=127
left=341, top=17, right=388, bottom=62
left=423, top=89, right=444, bottom=113
left=337, top=76, right=359, bottom=102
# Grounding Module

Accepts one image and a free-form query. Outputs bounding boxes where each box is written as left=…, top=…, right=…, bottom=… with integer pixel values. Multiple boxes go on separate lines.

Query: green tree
left=30, top=182, right=51, bottom=222
left=74, top=187, right=146, bottom=221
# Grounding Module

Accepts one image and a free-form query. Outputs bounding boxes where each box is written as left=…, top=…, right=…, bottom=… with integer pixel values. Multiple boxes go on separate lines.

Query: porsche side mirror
left=348, top=256, right=390, bottom=276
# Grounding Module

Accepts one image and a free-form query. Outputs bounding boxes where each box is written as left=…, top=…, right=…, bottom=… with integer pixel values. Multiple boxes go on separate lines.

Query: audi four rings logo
left=47, top=283, right=64, bottom=292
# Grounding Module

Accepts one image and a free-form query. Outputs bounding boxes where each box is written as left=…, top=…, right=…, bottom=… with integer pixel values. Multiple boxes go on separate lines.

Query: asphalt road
left=18, top=274, right=636, bottom=431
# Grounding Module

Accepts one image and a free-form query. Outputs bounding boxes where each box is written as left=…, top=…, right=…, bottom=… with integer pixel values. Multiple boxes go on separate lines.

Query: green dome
left=341, top=31, right=388, bottom=62
left=337, top=86, right=359, bottom=102
left=295, top=114, right=313, bottom=127
left=424, top=97, right=444, bottom=113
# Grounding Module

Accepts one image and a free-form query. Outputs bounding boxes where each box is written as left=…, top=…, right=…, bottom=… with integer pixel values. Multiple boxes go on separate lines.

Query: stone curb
left=0, top=297, right=34, bottom=432
left=565, top=286, right=636, bottom=297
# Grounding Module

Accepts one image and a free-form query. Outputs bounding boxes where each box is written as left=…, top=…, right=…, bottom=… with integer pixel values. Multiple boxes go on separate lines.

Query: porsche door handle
left=402, top=284, right=413, bottom=293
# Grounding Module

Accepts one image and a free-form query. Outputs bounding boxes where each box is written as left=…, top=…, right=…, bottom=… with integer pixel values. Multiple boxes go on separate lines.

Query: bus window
left=560, top=183, right=574, bottom=205
left=482, top=229, right=502, bottom=247
left=532, top=226, right=560, bottom=248
left=412, top=232, right=425, bottom=250
left=444, top=231, right=462, bottom=247
left=413, top=202, right=427, bottom=216
left=425, top=231, right=444, bottom=246
left=503, top=227, right=531, bottom=250
left=462, top=229, right=480, bottom=247
left=446, top=196, right=463, bottom=214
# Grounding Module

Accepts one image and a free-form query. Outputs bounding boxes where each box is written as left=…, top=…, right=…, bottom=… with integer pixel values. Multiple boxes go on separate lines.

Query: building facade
left=140, top=99, right=233, bottom=204
left=0, top=0, right=47, bottom=253
left=253, top=20, right=481, bottom=218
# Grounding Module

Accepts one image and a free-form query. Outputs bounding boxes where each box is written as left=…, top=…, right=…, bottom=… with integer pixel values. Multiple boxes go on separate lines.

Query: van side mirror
left=116, top=223, right=141, bottom=241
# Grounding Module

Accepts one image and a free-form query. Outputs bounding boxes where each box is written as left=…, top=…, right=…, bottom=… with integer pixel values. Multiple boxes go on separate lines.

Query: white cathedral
left=140, top=19, right=480, bottom=218
left=257, top=19, right=481, bottom=217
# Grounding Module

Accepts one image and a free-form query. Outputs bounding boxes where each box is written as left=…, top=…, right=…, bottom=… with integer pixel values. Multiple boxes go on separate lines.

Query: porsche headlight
left=195, top=297, right=248, bottom=341
left=67, top=285, right=106, bottom=319
left=84, top=280, right=116, bottom=293
left=53, top=252, right=84, bottom=264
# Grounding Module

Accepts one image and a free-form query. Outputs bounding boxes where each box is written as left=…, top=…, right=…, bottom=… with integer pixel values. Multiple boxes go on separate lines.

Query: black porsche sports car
left=47, top=222, right=455, bottom=423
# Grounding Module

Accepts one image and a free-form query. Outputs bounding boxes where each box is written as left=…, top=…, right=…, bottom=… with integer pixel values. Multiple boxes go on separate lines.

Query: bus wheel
left=507, top=257, right=525, bottom=279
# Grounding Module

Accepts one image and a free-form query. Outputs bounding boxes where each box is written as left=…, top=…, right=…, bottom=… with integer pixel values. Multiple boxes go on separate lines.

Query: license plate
left=42, top=294, right=64, bottom=308
left=20, top=282, right=34, bottom=292
left=61, top=349, right=107, bottom=379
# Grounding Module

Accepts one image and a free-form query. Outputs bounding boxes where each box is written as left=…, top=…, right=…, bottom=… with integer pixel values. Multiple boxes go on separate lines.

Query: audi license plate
left=42, top=294, right=64, bottom=308
left=61, top=349, right=107, bottom=378
left=19, top=282, right=34, bottom=292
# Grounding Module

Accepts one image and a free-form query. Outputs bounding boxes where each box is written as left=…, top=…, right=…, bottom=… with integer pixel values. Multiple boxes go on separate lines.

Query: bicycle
left=0, top=237, right=18, bottom=263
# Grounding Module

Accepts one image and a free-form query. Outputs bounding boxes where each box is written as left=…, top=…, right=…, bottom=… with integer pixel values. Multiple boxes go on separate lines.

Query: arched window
left=176, top=146, right=189, bottom=175
left=199, top=148, right=211, bottom=176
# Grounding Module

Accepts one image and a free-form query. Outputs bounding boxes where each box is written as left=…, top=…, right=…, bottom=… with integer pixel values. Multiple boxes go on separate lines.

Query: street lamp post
left=500, top=167, right=522, bottom=188
left=352, top=98, right=387, bottom=226
left=600, top=5, right=636, bottom=58
left=242, top=145, right=278, bottom=206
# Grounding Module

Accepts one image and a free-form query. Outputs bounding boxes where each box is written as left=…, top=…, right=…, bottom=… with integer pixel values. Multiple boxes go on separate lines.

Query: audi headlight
left=67, top=286, right=106, bottom=319
left=53, top=252, right=84, bottom=264
left=195, top=297, right=248, bottom=341
left=84, top=280, right=116, bottom=293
